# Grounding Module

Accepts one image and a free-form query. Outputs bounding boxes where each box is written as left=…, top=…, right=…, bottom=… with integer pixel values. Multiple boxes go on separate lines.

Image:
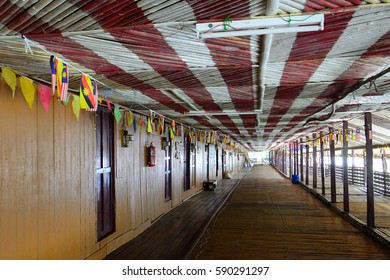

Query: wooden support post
left=300, top=138, right=304, bottom=182
left=329, top=127, right=337, bottom=203
left=306, top=137, right=309, bottom=186
left=295, top=140, right=299, bottom=176
left=284, top=146, right=287, bottom=174
left=383, top=153, right=388, bottom=196
left=313, top=133, right=317, bottom=188
left=288, top=143, right=293, bottom=178
left=365, top=112, right=375, bottom=227
left=320, top=131, right=325, bottom=195
left=351, top=149, right=355, bottom=185
left=343, top=120, right=350, bottom=213
left=286, top=144, right=288, bottom=175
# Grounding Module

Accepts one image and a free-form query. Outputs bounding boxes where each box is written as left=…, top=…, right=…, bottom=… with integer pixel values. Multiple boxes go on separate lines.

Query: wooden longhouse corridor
left=107, top=165, right=390, bottom=260
left=1, top=1, right=390, bottom=263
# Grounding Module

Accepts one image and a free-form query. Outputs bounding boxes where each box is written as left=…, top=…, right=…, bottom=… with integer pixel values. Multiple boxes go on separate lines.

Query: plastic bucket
left=291, top=174, right=299, bottom=184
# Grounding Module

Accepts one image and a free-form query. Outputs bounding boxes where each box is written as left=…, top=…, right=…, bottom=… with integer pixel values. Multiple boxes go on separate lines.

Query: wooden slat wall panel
left=130, top=127, right=142, bottom=229
left=171, top=136, right=184, bottom=207
left=15, top=83, right=38, bottom=259
left=0, top=78, right=245, bottom=259
left=196, top=143, right=205, bottom=191
left=65, top=102, right=82, bottom=259
left=80, top=113, right=98, bottom=258
left=0, top=79, right=17, bottom=259
left=140, top=122, right=148, bottom=223
left=37, top=92, right=55, bottom=259
left=53, top=96, right=67, bottom=259
left=113, top=124, right=131, bottom=244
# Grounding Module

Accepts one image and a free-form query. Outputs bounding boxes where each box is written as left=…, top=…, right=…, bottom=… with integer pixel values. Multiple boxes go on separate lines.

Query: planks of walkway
left=187, top=165, right=390, bottom=259
left=104, top=169, right=248, bottom=260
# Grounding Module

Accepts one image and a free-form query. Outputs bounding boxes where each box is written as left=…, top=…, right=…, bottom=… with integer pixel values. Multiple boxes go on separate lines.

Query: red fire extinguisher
left=147, top=142, right=156, bottom=167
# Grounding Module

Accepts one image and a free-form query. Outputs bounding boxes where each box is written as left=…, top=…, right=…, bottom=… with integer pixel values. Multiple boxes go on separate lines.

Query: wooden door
left=184, top=135, right=190, bottom=191
left=164, top=139, right=172, bottom=201
left=183, top=135, right=196, bottom=190
left=96, top=108, right=115, bottom=241
left=206, top=144, right=210, bottom=181
left=216, top=146, right=219, bottom=177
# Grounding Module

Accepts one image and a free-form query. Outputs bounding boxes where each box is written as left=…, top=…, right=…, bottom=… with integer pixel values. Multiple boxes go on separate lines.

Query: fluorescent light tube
left=196, top=14, right=324, bottom=39
left=184, top=110, right=262, bottom=116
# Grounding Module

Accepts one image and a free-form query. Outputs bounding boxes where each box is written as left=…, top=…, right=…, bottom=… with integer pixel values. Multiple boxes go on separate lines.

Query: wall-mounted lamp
left=122, top=129, right=134, bottom=147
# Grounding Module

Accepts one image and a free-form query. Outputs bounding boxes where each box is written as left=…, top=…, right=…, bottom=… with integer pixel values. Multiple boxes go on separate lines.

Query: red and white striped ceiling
left=1, top=0, right=390, bottom=151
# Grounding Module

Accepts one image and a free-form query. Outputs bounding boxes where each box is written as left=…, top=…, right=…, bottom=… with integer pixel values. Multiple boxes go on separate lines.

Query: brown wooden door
left=206, top=144, right=210, bottom=181
left=96, top=108, right=115, bottom=241
left=184, top=134, right=190, bottom=191
left=164, top=139, right=172, bottom=201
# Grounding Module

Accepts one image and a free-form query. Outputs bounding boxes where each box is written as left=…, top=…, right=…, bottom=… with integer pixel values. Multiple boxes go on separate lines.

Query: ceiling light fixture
left=184, top=110, right=262, bottom=116
left=196, top=14, right=324, bottom=39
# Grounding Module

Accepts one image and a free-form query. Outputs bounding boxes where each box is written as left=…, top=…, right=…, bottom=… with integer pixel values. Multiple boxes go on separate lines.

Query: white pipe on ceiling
left=257, top=0, right=280, bottom=126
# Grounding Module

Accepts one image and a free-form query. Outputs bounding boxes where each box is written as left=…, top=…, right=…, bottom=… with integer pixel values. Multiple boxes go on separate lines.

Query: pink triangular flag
left=38, top=84, right=51, bottom=113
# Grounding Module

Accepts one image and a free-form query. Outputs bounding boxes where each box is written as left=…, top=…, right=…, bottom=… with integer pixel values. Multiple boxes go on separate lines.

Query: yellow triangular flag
left=147, top=117, right=153, bottom=133
left=127, top=111, right=133, bottom=127
left=170, top=128, right=175, bottom=140
left=20, top=76, right=35, bottom=110
left=72, top=95, right=80, bottom=121
left=1, top=67, right=17, bottom=97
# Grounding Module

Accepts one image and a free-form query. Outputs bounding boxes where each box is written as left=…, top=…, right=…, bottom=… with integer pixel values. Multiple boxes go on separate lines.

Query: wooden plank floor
left=187, top=165, right=390, bottom=260
left=104, top=169, right=248, bottom=260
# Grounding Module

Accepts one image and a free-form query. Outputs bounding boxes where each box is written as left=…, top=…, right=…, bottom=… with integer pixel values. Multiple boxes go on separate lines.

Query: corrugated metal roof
left=1, top=0, right=390, bottom=151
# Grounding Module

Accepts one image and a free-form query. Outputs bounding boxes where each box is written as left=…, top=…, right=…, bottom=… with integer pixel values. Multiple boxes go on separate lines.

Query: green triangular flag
left=72, top=95, right=80, bottom=121
left=170, top=128, right=175, bottom=140
left=113, top=105, right=122, bottom=124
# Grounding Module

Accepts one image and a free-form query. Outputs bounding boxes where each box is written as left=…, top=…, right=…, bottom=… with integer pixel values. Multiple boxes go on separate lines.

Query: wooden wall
left=0, top=77, right=245, bottom=259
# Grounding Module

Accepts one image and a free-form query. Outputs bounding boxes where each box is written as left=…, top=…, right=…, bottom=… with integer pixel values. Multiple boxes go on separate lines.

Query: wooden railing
left=303, top=165, right=389, bottom=196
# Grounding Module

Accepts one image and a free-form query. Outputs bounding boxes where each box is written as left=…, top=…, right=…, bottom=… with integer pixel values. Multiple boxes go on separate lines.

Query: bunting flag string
left=19, top=37, right=252, bottom=152
left=1, top=63, right=250, bottom=152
